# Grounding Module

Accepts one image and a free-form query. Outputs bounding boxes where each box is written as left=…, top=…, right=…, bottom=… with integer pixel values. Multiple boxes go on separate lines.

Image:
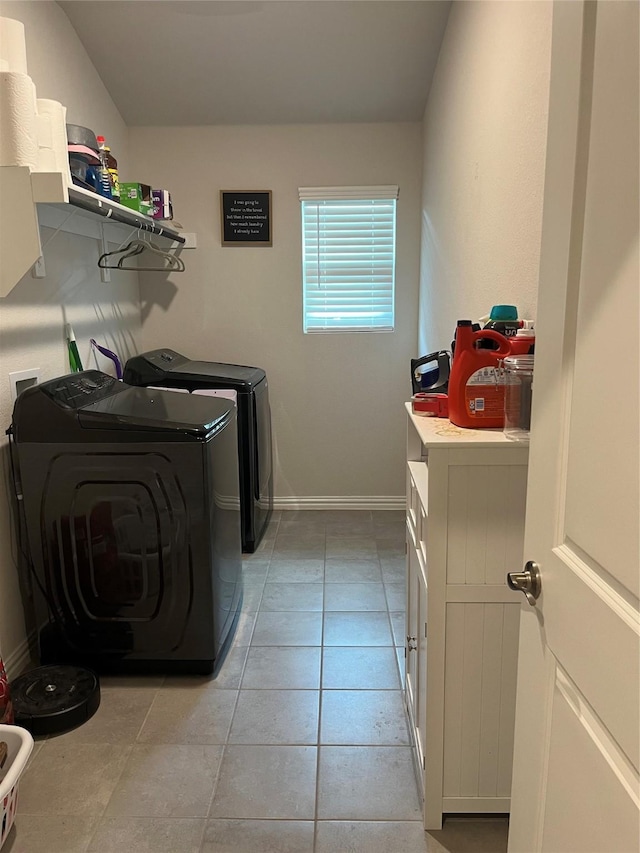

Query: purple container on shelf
left=152, top=189, right=173, bottom=220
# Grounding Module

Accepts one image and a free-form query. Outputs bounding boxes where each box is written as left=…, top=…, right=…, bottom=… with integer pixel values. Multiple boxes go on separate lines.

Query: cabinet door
left=406, top=543, right=420, bottom=717
left=415, top=569, right=428, bottom=776
left=406, top=540, right=428, bottom=780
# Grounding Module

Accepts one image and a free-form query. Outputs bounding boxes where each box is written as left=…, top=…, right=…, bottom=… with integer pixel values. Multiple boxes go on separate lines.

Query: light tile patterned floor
left=6, top=510, right=508, bottom=853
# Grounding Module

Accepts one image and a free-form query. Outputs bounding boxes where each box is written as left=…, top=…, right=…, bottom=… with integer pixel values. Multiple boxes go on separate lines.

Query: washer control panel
left=42, top=371, right=120, bottom=409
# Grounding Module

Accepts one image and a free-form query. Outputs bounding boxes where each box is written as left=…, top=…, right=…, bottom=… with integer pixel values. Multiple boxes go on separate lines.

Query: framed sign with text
left=220, top=191, right=272, bottom=246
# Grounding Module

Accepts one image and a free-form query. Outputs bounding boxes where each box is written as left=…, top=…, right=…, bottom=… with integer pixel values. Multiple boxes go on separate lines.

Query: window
left=299, top=185, right=398, bottom=333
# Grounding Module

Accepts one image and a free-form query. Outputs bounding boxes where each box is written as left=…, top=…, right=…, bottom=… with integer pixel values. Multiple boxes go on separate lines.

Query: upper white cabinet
left=404, top=404, right=529, bottom=830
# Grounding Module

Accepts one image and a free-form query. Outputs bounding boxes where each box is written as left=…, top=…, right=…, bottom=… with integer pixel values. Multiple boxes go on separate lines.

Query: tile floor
left=6, top=510, right=508, bottom=853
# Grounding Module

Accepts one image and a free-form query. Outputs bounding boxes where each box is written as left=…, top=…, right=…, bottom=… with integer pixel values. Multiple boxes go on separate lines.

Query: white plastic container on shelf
left=0, top=724, right=34, bottom=849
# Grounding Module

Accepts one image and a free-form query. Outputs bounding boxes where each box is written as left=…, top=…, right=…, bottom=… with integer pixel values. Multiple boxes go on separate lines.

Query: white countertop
left=406, top=401, right=530, bottom=450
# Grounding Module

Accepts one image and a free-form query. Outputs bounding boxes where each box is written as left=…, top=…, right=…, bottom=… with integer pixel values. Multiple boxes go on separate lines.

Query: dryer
left=10, top=370, right=242, bottom=675
left=124, top=349, right=273, bottom=553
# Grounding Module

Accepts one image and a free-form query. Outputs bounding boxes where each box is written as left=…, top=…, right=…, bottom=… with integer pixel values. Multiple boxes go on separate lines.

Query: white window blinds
left=299, top=185, right=398, bottom=333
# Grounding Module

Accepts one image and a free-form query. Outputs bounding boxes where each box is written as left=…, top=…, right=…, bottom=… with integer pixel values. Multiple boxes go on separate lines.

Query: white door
left=508, top=2, right=639, bottom=852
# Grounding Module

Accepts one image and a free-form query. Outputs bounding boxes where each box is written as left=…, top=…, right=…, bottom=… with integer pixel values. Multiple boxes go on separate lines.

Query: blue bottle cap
left=489, top=305, right=518, bottom=321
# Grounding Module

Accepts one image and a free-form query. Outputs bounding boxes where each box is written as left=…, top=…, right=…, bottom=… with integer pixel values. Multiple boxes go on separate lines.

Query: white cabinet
left=404, top=404, right=528, bottom=830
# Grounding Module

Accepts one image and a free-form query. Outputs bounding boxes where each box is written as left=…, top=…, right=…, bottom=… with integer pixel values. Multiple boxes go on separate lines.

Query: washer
left=124, top=349, right=273, bottom=553
left=11, top=370, right=242, bottom=675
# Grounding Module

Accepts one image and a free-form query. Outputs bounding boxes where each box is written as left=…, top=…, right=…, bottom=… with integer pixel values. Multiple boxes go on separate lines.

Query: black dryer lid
left=171, top=360, right=265, bottom=391
left=125, top=349, right=265, bottom=391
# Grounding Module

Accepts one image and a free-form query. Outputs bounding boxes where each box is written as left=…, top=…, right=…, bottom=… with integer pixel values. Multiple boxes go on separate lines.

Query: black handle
left=411, top=350, right=451, bottom=395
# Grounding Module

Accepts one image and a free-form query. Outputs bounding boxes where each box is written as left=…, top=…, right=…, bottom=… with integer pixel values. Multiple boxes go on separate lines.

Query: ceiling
left=58, top=1, right=452, bottom=126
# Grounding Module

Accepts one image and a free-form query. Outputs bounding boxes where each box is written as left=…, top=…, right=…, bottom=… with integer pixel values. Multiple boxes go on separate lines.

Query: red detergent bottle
left=448, top=320, right=512, bottom=428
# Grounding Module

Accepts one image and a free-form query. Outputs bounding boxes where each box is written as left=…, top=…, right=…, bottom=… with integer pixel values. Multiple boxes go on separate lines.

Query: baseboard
left=4, top=630, right=35, bottom=679
left=273, top=496, right=405, bottom=511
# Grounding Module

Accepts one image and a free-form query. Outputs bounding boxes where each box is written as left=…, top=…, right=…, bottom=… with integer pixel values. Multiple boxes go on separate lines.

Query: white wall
left=418, top=0, right=553, bottom=355
left=0, top=0, right=136, bottom=674
left=129, top=123, right=423, bottom=504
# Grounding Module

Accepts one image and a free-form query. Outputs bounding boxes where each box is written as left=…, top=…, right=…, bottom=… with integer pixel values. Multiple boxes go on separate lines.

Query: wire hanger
left=97, top=235, right=185, bottom=272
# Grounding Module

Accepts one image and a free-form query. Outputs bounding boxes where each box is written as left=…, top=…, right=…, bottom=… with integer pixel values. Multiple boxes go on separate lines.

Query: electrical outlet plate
left=32, top=256, right=46, bottom=278
left=9, top=368, right=41, bottom=403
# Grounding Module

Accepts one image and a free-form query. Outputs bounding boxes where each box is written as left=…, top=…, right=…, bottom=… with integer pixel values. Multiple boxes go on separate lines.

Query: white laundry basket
left=0, top=724, right=34, bottom=849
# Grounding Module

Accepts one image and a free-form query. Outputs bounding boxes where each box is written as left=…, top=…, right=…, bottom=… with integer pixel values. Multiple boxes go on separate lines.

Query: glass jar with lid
left=503, top=355, right=534, bottom=441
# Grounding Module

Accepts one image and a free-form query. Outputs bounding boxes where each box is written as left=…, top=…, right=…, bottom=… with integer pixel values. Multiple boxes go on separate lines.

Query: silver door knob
left=507, top=561, right=541, bottom=606
left=407, top=636, right=417, bottom=651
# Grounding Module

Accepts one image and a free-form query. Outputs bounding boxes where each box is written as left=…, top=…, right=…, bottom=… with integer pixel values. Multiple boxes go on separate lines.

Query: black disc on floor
left=10, top=665, right=100, bottom=736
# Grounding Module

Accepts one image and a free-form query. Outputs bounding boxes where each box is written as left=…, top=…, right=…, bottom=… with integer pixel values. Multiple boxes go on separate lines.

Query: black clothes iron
left=411, top=350, right=451, bottom=396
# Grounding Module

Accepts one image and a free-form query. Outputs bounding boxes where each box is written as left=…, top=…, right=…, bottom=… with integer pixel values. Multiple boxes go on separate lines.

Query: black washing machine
left=124, top=349, right=273, bottom=553
left=10, top=370, right=242, bottom=675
